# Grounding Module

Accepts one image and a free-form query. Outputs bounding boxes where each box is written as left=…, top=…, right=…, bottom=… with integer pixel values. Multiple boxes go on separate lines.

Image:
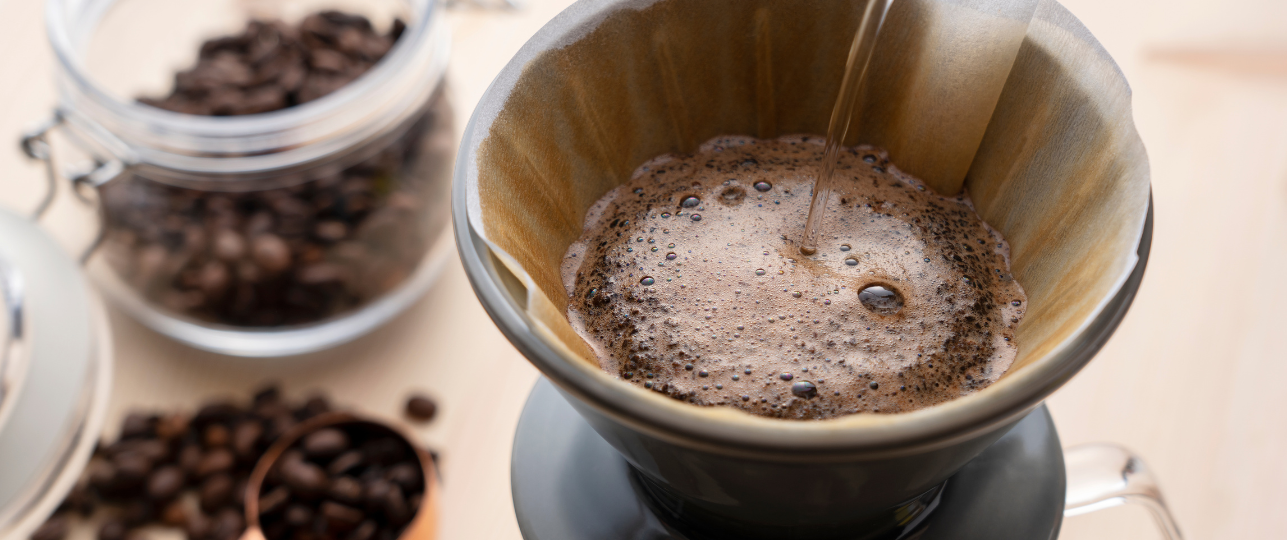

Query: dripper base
left=511, top=378, right=1065, bottom=540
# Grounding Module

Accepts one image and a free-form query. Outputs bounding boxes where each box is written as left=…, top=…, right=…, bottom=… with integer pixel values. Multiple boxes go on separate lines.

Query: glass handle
left=19, top=112, right=125, bottom=263
left=1063, top=443, right=1184, bottom=540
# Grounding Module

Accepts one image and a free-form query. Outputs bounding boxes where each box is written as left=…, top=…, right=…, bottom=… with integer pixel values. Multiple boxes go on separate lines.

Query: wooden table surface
left=1, top=0, right=1284, bottom=538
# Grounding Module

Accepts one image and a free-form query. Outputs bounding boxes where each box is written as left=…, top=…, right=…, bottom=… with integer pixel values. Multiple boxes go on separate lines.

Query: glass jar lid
left=0, top=208, right=111, bottom=537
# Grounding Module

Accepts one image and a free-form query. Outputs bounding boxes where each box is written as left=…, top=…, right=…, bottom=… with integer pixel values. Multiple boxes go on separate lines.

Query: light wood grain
left=0, top=0, right=1283, bottom=538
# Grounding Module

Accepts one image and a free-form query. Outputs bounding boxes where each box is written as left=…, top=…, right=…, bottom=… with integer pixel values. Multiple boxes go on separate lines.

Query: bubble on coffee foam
left=562, top=135, right=1027, bottom=419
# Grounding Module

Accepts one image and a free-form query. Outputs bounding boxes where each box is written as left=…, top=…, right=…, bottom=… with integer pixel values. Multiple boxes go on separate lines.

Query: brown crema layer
left=562, top=135, right=1026, bottom=420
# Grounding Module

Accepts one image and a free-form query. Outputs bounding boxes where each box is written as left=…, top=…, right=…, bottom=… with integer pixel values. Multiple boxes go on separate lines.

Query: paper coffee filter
left=464, top=0, right=1149, bottom=427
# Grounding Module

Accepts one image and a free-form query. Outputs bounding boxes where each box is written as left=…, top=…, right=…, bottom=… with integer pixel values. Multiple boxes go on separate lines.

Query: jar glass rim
left=45, top=0, right=448, bottom=174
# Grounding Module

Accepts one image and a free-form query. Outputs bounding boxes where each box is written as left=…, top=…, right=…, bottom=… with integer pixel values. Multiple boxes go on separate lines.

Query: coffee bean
left=212, top=229, right=247, bottom=261
left=196, top=448, right=235, bottom=478
left=119, top=413, right=155, bottom=440
left=260, top=486, right=290, bottom=515
left=178, top=444, right=203, bottom=474
left=320, top=501, right=365, bottom=532
left=233, top=420, right=264, bottom=457
left=146, top=466, right=185, bottom=500
left=302, top=428, right=349, bottom=459
left=121, top=500, right=154, bottom=526
left=329, top=476, right=364, bottom=505
left=299, top=395, right=332, bottom=419
left=284, top=504, right=313, bottom=527
left=112, top=452, right=152, bottom=486
left=194, top=402, right=243, bottom=427
left=327, top=450, right=365, bottom=476
left=160, top=500, right=188, bottom=527
left=251, top=234, right=291, bottom=273
left=385, top=463, right=421, bottom=493
left=200, top=474, right=235, bottom=512
left=97, top=519, right=127, bottom=540
left=403, top=394, right=436, bottom=422
left=31, top=514, right=69, bottom=540
left=155, top=413, right=191, bottom=440
left=360, top=438, right=406, bottom=466
left=204, top=423, right=231, bottom=448
left=347, top=520, right=378, bottom=540
left=185, top=510, right=213, bottom=540
left=211, top=507, right=245, bottom=540
left=379, top=484, right=410, bottom=525
left=283, top=460, right=329, bottom=497
left=87, top=458, right=118, bottom=491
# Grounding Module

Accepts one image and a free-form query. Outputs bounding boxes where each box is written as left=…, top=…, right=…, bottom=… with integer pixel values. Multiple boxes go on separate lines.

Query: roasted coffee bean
left=185, top=510, right=213, bottom=540
left=161, top=500, right=188, bottom=527
left=200, top=474, right=235, bottom=512
left=327, top=450, right=364, bottom=476
left=320, top=501, right=365, bottom=532
left=112, top=452, right=152, bottom=486
left=204, top=423, right=232, bottom=448
left=196, top=448, right=235, bottom=478
left=233, top=420, right=265, bottom=457
left=329, top=476, right=364, bottom=505
left=31, top=514, right=69, bottom=540
left=380, top=484, right=411, bottom=525
left=155, top=413, right=191, bottom=440
left=211, top=507, right=245, bottom=540
left=194, top=402, right=243, bottom=427
left=97, top=518, right=127, bottom=540
left=385, top=463, right=421, bottom=493
left=253, top=384, right=282, bottom=407
left=299, top=395, right=332, bottom=419
left=86, top=457, right=118, bottom=491
left=283, top=460, right=329, bottom=497
left=58, top=481, right=94, bottom=516
left=260, top=486, right=291, bottom=515
left=403, top=394, right=436, bottom=422
left=284, top=504, right=314, bottom=527
left=360, top=438, right=405, bottom=466
left=121, top=500, right=154, bottom=526
left=302, top=428, right=349, bottom=459
left=146, top=465, right=185, bottom=500
left=347, top=520, right=378, bottom=540
left=119, top=413, right=155, bottom=440
left=178, top=444, right=203, bottom=474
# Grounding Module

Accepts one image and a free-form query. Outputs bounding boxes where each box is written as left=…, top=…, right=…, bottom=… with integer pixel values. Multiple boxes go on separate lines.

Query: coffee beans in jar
left=97, top=12, right=454, bottom=331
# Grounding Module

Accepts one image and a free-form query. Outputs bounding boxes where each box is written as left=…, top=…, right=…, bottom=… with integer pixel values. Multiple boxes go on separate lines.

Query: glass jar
left=35, top=0, right=455, bottom=356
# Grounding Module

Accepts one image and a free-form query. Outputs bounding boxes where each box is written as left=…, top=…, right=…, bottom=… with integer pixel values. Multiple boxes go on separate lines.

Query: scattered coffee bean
left=97, top=518, right=127, bottom=540
left=200, top=473, right=235, bottom=512
left=146, top=465, right=185, bottom=500
left=404, top=394, right=437, bottom=422
left=42, top=382, right=437, bottom=540
left=30, top=515, right=69, bottom=540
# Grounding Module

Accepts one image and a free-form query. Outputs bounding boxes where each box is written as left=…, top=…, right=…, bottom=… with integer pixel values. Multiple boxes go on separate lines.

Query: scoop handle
left=1063, top=443, right=1184, bottom=540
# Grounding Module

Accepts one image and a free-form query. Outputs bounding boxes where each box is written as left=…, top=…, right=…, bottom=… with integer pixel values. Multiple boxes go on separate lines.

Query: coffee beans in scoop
left=29, top=385, right=436, bottom=540
left=257, top=424, right=425, bottom=540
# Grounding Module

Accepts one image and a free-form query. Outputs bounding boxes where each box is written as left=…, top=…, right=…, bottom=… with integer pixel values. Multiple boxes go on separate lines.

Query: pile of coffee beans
left=99, top=11, right=454, bottom=328
left=29, top=385, right=436, bottom=540
left=257, top=424, right=425, bottom=540
left=139, top=12, right=403, bottom=115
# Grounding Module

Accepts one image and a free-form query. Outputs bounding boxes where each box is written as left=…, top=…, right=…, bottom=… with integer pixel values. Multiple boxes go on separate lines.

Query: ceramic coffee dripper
left=454, top=0, right=1151, bottom=537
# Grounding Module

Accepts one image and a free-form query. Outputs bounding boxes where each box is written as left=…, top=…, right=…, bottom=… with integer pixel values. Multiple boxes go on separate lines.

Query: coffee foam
left=562, top=135, right=1026, bottom=419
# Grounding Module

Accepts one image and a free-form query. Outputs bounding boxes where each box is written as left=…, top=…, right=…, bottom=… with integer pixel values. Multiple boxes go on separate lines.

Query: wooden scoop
left=239, top=412, right=439, bottom=540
